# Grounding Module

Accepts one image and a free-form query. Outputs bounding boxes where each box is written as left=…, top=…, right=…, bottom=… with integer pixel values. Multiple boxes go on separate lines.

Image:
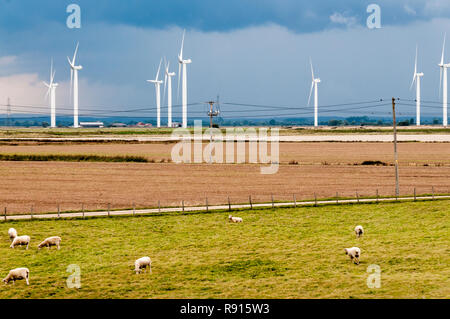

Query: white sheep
left=135, top=257, right=152, bottom=274
left=10, top=235, right=31, bottom=250
left=344, top=247, right=361, bottom=265
left=354, top=225, right=364, bottom=238
left=8, top=228, right=18, bottom=242
left=228, top=215, right=243, bottom=223
left=3, top=268, right=30, bottom=285
left=37, top=236, right=62, bottom=250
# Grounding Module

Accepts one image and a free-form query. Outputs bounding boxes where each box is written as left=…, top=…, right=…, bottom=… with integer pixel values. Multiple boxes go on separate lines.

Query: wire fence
left=2, top=185, right=449, bottom=220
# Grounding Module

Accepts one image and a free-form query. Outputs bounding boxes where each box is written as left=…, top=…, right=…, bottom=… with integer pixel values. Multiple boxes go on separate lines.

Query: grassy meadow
left=0, top=200, right=448, bottom=299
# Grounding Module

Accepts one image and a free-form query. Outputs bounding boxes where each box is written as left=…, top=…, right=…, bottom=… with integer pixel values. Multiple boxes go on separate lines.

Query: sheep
left=37, top=236, right=62, bottom=250
left=135, top=257, right=152, bottom=274
left=3, top=268, right=30, bottom=285
left=228, top=215, right=243, bottom=223
left=10, top=235, right=30, bottom=250
left=344, top=247, right=361, bottom=265
left=354, top=225, right=364, bottom=238
left=8, top=228, right=18, bottom=242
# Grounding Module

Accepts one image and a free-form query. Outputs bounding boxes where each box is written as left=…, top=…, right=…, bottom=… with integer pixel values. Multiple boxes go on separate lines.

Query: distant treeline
left=0, top=115, right=445, bottom=127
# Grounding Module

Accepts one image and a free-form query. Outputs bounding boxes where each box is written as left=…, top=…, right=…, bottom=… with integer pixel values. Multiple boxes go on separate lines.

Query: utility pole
left=206, top=100, right=220, bottom=128
left=392, top=97, right=400, bottom=198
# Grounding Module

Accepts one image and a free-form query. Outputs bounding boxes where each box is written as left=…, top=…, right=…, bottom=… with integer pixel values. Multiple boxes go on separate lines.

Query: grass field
left=0, top=200, right=448, bottom=299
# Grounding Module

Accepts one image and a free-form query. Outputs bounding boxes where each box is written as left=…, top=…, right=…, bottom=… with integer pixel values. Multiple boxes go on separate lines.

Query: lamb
left=3, top=268, right=30, bottom=285
left=228, top=215, right=243, bottom=223
left=37, top=236, right=62, bottom=250
left=10, top=235, right=31, bottom=250
left=354, top=225, right=364, bottom=238
left=135, top=257, right=152, bottom=274
left=8, top=228, right=18, bottom=241
left=344, top=247, right=361, bottom=265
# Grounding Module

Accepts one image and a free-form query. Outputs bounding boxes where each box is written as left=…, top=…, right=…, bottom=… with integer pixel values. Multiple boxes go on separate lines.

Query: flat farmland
left=1, top=161, right=449, bottom=214
left=0, top=142, right=449, bottom=165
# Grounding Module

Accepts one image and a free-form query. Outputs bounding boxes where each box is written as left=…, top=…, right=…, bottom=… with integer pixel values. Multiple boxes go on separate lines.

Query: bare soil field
left=0, top=161, right=449, bottom=214
left=0, top=142, right=449, bottom=165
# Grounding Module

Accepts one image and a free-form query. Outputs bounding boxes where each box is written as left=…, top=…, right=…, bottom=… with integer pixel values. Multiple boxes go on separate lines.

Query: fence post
left=314, top=193, right=317, bottom=207
left=182, top=200, right=185, bottom=212
left=57, top=204, right=60, bottom=218
left=133, top=202, right=136, bottom=216
left=356, top=191, right=359, bottom=203
left=228, top=197, right=231, bottom=211
left=108, top=203, right=110, bottom=217
left=336, top=192, right=339, bottom=204
left=271, top=194, right=274, bottom=209
left=158, top=200, right=161, bottom=213
left=293, top=194, right=296, bottom=208
left=82, top=203, right=85, bottom=219
left=432, top=186, right=434, bottom=200
left=376, top=189, right=379, bottom=203
left=30, top=205, right=33, bottom=219
left=4, top=207, right=6, bottom=221
left=414, top=188, right=416, bottom=201
left=206, top=197, right=208, bottom=212
left=249, top=195, right=253, bottom=209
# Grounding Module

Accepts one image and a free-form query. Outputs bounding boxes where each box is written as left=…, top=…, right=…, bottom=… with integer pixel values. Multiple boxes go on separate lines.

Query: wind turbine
left=178, top=29, right=192, bottom=129
left=307, top=58, right=321, bottom=127
left=147, top=59, right=164, bottom=128
left=163, top=58, right=176, bottom=128
left=439, top=34, right=449, bottom=127
left=43, top=59, right=58, bottom=128
left=410, top=45, right=424, bottom=126
left=67, top=42, right=82, bottom=128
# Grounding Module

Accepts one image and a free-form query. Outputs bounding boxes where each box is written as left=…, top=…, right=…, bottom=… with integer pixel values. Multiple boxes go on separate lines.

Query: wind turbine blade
left=180, top=29, right=185, bottom=60
left=410, top=74, right=416, bottom=91
left=73, top=42, right=79, bottom=64
left=310, top=58, right=315, bottom=81
left=441, top=34, right=446, bottom=66
left=307, top=81, right=314, bottom=106
left=440, top=34, right=446, bottom=97
left=177, top=63, right=181, bottom=103
left=410, top=46, right=417, bottom=91
left=156, top=58, right=162, bottom=81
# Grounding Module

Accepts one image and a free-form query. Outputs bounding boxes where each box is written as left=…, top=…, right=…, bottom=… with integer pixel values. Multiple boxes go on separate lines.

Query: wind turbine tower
left=43, top=59, right=59, bottom=128
left=67, top=42, right=82, bottom=128
left=164, top=59, right=176, bottom=128
left=308, top=58, right=321, bottom=127
left=410, top=46, right=424, bottom=126
left=178, top=29, right=192, bottom=129
left=439, top=34, right=450, bottom=127
left=148, top=59, right=164, bottom=128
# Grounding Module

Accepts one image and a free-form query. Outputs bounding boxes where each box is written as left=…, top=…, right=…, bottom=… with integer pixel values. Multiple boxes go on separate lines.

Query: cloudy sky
left=0, top=0, right=450, bottom=121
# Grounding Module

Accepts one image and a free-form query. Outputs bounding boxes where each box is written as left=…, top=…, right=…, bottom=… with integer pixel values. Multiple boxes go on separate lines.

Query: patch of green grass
left=0, top=154, right=148, bottom=163
left=0, top=200, right=448, bottom=299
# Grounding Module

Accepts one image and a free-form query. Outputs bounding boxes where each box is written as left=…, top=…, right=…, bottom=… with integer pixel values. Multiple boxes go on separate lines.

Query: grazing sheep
left=344, top=247, right=361, bottom=265
left=8, top=228, right=18, bottom=241
left=3, top=268, right=30, bottom=285
left=228, top=215, right=243, bottom=223
left=354, top=225, right=364, bottom=238
left=37, top=236, right=62, bottom=250
left=10, top=235, right=31, bottom=250
left=135, top=257, right=152, bottom=274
